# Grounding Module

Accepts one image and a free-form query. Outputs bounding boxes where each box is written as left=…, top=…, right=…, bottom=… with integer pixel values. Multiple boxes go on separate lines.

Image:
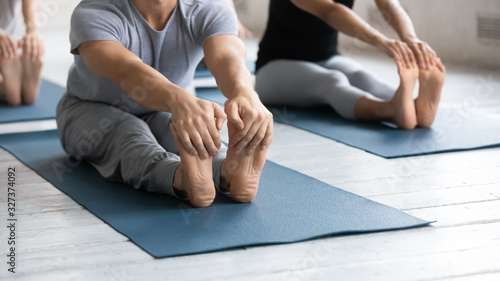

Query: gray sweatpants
left=56, top=94, right=226, bottom=198
left=255, top=55, right=397, bottom=119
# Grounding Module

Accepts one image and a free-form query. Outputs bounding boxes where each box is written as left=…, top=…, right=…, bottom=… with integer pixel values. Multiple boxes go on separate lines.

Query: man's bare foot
left=21, top=57, right=43, bottom=105
left=220, top=123, right=267, bottom=203
left=171, top=124, right=216, bottom=208
left=415, top=58, right=445, bottom=127
left=388, top=59, right=419, bottom=129
left=0, top=56, right=23, bottom=106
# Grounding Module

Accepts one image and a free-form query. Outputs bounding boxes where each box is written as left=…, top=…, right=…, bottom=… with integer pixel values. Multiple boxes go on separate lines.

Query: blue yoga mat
left=194, top=60, right=256, bottom=79
left=196, top=88, right=500, bottom=158
left=0, top=130, right=429, bottom=258
left=0, top=80, right=65, bottom=124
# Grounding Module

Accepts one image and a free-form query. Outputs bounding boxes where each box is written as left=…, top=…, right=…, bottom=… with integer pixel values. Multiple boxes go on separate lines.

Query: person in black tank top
left=255, top=0, right=445, bottom=129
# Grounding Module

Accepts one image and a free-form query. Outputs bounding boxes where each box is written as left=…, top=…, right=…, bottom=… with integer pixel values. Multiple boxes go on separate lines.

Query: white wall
left=238, top=0, right=500, bottom=68
left=38, top=0, right=80, bottom=31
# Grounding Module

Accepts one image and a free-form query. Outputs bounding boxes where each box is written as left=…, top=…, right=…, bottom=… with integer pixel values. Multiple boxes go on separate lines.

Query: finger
left=245, top=123, right=268, bottom=155
left=39, top=38, right=45, bottom=58
left=207, top=121, right=222, bottom=151
left=388, top=45, right=400, bottom=61
left=7, top=37, right=16, bottom=57
left=229, top=116, right=253, bottom=149
left=203, top=121, right=221, bottom=155
left=261, top=121, right=273, bottom=150
left=29, top=38, right=35, bottom=60
left=171, top=123, right=198, bottom=156
left=225, top=101, right=244, bottom=130
left=188, top=129, right=209, bottom=159
left=412, top=45, right=425, bottom=69
left=420, top=44, right=431, bottom=69
left=397, top=43, right=410, bottom=67
left=213, top=103, right=226, bottom=130
left=0, top=42, right=6, bottom=57
left=233, top=121, right=260, bottom=154
left=436, top=58, right=446, bottom=73
left=406, top=45, right=417, bottom=68
left=32, top=38, right=39, bottom=60
left=23, top=38, right=30, bottom=60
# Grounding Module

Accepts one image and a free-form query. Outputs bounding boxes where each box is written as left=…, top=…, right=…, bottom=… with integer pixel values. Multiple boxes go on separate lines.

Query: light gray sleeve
left=193, top=0, right=238, bottom=45
left=69, top=2, right=125, bottom=55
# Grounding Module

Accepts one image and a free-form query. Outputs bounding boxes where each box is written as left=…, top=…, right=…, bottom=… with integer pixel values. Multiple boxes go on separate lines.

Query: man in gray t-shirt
left=57, top=0, right=273, bottom=208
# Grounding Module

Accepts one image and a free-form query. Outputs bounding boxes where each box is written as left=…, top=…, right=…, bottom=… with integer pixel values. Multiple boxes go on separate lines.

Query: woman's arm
left=375, top=0, right=437, bottom=69
left=291, top=0, right=416, bottom=67
left=20, top=0, right=44, bottom=60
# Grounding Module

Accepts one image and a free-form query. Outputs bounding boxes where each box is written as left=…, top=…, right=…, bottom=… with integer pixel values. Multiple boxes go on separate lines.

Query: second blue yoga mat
left=0, top=79, right=65, bottom=124
left=0, top=130, right=429, bottom=258
left=196, top=88, right=500, bottom=158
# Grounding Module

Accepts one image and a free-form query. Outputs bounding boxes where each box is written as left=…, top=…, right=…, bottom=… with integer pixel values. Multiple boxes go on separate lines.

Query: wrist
left=164, top=85, right=193, bottom=112
left=402, top=36, right=420, bottom=45
left=228, top=83, right=258, bottom=100
left=25, top=25, right=39, bottom=35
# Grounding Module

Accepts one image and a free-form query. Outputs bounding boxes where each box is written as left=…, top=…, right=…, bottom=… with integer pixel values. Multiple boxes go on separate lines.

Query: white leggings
left=255, top=55, right=397, bottom=119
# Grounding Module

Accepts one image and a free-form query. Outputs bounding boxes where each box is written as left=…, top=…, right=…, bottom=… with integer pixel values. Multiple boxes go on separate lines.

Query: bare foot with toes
left=171, top=124, right=216, bottom=208
left=21, top=57, right=43, bottom=105
left=220, top=123, right=267, bottom=203
left=415, top=58, right=445, bottom=127
left=388, top=59, right=419, bottom=129
left=0, top=57, right=23, bottom=106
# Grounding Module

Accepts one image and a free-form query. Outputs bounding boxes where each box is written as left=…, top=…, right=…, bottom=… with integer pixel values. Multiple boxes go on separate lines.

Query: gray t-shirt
left=0, top=0, right=23, bottom=40
left=68, top=0, right=238, bottom=115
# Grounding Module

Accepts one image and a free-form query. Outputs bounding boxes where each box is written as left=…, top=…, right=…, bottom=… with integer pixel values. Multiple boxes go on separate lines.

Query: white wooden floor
left=1, top=30, right=500, bottom=281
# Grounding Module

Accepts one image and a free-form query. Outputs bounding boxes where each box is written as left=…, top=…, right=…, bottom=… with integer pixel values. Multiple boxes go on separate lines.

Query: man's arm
left=78, top=41, right=226, bottom=159
left=290, top=0, right=416, bottom=67
left=203, top=35, right=273, bottom=154
left=21, top=0, right=43, bottom=60
left=375, top=0, right=437, bottom=69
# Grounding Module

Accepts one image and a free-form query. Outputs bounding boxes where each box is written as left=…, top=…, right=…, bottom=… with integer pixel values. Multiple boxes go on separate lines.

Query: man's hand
left=19, top=31, right=44, bottom=61
left=170, top=94, right=227, bottom=159
left=375, top=37, right=417, bottom=68
left=225, top=88, right=273, bottom=155
left=405, top=39, right=437, bottom=70
left=0, top=29, right=18, bottom=58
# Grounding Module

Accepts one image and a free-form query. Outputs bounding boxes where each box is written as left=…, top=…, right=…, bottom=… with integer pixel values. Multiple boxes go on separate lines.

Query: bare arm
left=291, top=0, right=416, bottom=66
left=78, top=41, right=226, bottom=158
left=375, top=0, right=437, bottom=68
left=22, top=0, right=39, bottom=34
left=21, top=0, right=43, bottom=60
left=204, top=35, right=273, bottom=154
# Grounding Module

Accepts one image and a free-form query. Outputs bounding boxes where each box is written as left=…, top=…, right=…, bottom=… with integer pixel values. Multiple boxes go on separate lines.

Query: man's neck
left=132, top=0, right=177, bottom=31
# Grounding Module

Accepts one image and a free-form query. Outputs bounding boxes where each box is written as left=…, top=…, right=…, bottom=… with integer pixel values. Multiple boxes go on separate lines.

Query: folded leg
left=56, top=94, right=182, bottom=198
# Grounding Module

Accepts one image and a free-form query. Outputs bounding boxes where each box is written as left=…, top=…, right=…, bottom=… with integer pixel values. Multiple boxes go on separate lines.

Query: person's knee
left=318, top=70, right=349, bottom=92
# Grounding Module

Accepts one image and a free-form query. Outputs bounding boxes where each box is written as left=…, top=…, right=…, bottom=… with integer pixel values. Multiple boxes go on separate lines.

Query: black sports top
left=256, top=0, right=354, bottom=71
